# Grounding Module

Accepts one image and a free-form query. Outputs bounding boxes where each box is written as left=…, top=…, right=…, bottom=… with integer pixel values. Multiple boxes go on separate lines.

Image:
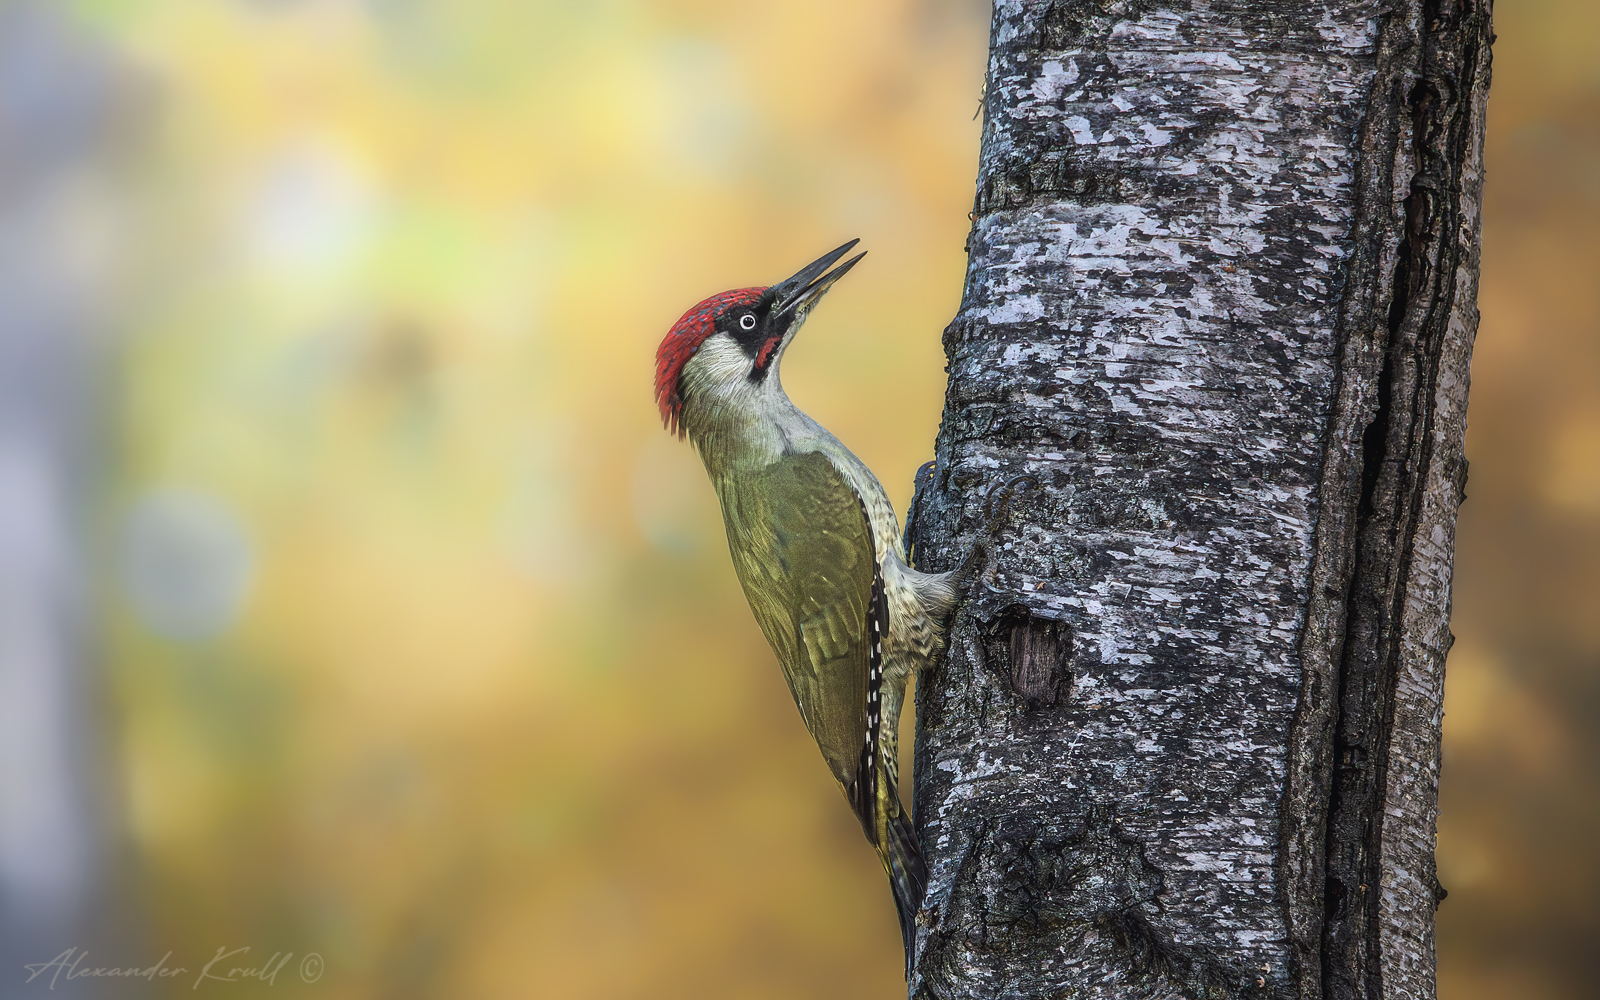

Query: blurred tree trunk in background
left=905, top=2, right=1491, bottom=998
left=0, top=4, right=130, bottom=994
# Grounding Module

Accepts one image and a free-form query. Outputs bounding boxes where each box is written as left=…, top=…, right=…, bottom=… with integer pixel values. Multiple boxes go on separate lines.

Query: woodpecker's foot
left=902, top=460, right=939, bottom=563
left=982, top=472, right=1039, bottom=533
left=956, top=473, right=1038, bottom=596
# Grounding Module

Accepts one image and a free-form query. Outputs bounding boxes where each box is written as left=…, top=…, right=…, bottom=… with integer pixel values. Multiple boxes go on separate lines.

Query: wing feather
left=715, top=452, right=873, bottom=785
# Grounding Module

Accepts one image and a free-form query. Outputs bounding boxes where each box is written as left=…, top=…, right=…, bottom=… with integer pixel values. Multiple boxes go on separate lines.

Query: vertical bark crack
left=1293, top=3, right=1493, bottom=999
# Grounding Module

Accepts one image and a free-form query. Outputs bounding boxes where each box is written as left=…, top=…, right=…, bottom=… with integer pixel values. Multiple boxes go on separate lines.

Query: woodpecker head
left=655, top=239, right=865, bottom=437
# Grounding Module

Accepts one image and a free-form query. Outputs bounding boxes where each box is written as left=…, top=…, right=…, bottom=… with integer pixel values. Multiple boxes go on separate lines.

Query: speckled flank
left=912, top=2, right=1382, bottom=997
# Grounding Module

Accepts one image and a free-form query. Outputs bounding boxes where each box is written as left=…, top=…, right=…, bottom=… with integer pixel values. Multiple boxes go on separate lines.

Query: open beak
left=771, top=239, right=867, bottom=320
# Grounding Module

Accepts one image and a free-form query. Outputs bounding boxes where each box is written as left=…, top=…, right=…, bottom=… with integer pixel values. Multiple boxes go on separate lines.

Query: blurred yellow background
left=0, top=1, right=1591, bottom=998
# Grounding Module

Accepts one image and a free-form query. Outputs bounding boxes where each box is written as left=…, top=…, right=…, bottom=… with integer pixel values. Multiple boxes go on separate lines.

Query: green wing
left=715, top=451, right=873, bottom=786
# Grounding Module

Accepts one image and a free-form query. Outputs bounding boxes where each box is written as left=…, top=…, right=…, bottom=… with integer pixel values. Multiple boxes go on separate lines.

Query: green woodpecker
left=653, top=240, right=961, bottom=969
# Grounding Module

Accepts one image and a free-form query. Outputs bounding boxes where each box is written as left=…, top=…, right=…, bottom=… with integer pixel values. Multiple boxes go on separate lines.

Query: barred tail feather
left=883, top=784, right=926, bottom=977
left=846, top=756, right=925, bottom=978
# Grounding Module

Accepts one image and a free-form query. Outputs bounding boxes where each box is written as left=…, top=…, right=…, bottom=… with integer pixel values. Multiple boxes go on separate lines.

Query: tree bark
left=905, top=2, right=1491, bottom=998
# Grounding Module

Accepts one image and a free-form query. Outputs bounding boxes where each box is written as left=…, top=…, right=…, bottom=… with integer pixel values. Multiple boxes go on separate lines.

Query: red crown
left=654, top=286, right=765, bottom=436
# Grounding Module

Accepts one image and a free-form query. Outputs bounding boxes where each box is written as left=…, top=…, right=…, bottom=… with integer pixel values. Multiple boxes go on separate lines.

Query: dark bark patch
left=948, top=403, right=998, bottom=444
left=989, top=809, right=1162, bottom=931
left=977, top=153, right=1152, bottom=215
left=1035, top=0, right=1166, bottom=50
left=920, top=809, right=1246, bottom=998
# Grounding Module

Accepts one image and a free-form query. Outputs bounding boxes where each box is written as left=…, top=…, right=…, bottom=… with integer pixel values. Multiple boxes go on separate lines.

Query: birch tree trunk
left=905, top=3, right=1491, bottom=998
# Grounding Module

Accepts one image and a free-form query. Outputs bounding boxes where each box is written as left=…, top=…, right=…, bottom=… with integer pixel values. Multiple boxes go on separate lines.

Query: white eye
left=739, top=313, right=756, bottom=330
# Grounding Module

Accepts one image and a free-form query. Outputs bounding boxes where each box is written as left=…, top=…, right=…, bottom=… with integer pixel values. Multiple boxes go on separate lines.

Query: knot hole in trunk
left=985, top=604, right=1073, bottom=709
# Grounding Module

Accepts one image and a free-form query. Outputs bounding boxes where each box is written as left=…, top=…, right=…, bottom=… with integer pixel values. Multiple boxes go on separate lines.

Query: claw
left=902, top=460, right=942, bottom=566
left=983, top=473, right=1039, bottom=525
left=973, top=474, right=1040, bottom=592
